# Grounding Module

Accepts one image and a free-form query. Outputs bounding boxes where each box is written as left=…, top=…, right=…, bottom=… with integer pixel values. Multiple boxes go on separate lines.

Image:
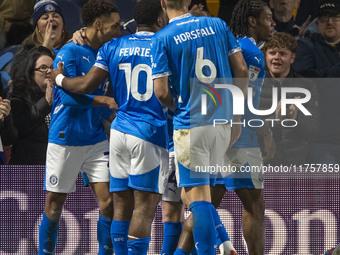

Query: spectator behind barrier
left=260, top=32, right=320, bottom=165
left=292, top=0, right=340, bottom=77
left=10, top=0, right=70, bottom=80
left=292, top=0, right=340, bottom=164
left=0, top=0, right=35, bottom=33
left=8, top=47, right=54, bottom=165
left=0, top=73, right=16, bottom=164
left=269, top=0, right=311, bottom=37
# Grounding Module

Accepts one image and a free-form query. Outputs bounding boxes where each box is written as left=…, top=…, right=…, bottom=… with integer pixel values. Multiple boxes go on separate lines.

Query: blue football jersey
left=151, top=14, right=241, bottom=130
left=49, top=42, right=112, bottom=146
left=95, top=32, right=168, bottom=149
left=233, top=37, right=265, bottom=148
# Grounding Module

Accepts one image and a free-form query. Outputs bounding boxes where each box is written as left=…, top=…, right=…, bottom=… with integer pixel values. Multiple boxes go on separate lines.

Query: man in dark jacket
left=260, top=32, right=320, bottom=165
left=292, top=0, right=340, bottom=164
left=292, top=0, right=340, bottom=77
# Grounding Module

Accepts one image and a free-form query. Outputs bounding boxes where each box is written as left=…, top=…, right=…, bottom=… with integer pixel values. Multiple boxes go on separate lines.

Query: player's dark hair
left=263, top=32, right=297, bottom=54
left=229, top=0, right=268, bottom=37
left=81, top=0, right=118, bottom=27
left=134, top=0, right=163, bottom=27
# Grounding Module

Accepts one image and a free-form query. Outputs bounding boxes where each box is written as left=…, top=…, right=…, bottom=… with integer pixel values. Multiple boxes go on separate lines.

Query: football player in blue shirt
left=38, top=1, right=120, bottom=254
left=222, top=1, right=275, bottom=254
left=151, top=0, right=249, bottom=254
left=52, top=0, right=169, bottom=254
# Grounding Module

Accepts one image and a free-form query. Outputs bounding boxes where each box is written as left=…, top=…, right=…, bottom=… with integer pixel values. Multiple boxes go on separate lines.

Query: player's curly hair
left=81, top=0, right=118, bottom=27
left=229, top=0, right=268, bottom=38
left=134, top=0, right=164, bottom=27
left=262, top=32, right=297, bottom=54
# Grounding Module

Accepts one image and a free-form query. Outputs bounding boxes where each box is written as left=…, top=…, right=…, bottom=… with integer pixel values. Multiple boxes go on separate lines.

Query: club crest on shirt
left=50, top=175, right=58, bottom=185
left=249, top=65, right=260, bottom=81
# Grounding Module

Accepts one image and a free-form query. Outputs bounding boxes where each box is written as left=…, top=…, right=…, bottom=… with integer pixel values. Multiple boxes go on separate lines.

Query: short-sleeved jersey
left=233, top=37, right=265, bottom=148
left=95, top=32, right=168, bottom=149
left=49, top=42, right=112, bottom=146
left=151, top=14, right=241, bottom=130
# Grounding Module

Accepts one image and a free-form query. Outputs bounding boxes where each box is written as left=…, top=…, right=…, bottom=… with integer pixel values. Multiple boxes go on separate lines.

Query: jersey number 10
left=119, top=63, right=153, bottom=102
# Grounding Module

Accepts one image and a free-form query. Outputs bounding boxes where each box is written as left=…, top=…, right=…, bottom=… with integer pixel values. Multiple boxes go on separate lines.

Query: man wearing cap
left=293, top=0, right=340, bottom=78
left=292, top=0, right=340, bottom=165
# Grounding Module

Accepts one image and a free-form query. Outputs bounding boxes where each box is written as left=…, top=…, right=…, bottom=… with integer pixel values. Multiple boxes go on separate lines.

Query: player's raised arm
left=52, top=62, right=109, bottom=94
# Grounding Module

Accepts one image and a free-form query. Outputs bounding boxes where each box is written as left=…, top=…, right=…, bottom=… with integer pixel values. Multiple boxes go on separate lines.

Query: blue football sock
left=161, top=222, right=183, bottom=255
left=174, top=248, right=190, bottom=255
left=210, top=207, right=230, bottom=246
left=110, top=220, right=130, bottom=255
left=97, top=213, right=113, bottom=255
left=38, top=212, right=59, bottom=255
left=189, top=201, right=216, bottom=255
left=127, top=237, right=151, bottom=255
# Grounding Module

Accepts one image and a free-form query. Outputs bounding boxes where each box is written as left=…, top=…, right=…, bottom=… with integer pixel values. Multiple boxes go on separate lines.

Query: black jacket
left=9, top=85, right=51, bottom=165
left=292, top=33, right=340, bottom=144
left=259, top=69, right=320, bottom=165
left=292, top=33, right=340, bottom=78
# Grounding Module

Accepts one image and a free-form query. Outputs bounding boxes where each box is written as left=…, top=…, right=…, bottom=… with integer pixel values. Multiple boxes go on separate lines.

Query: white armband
left=55, top=74, right=65, bottom=87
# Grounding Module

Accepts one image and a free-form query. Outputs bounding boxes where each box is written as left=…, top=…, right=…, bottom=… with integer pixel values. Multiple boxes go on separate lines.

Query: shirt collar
left=169, top=13, right=192, bottom=23
left=135, top=31, right=155, bottom=36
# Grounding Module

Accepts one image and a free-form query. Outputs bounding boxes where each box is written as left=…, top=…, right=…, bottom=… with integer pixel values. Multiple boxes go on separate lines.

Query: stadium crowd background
left=0, top=0, right=339, bottom=254
left=1, top=0, right=339, bottom=166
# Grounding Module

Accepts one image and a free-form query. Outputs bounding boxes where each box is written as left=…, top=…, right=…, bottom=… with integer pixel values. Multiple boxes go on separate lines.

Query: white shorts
left=44, top=140, right=110, bottom=193
left=174, top=124, right=230, bottom=187
left=162, top=151, right=182, bottom=202
left=223, top=147, right=264, bottom=190
left=109, top=129, right=169, bottom=194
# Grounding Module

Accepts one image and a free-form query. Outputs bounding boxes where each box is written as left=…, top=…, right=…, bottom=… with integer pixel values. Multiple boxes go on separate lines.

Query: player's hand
left=93, top=96, right=118, bottom=111
left=52, top=61, right=64, bottom=84
left=106, top=97, right=118, bottom=111
left=70, top=27, right=87, bottom=46
left=262, top=133, right=276, bottom=162
left=44, top=79, right=54, bottom=105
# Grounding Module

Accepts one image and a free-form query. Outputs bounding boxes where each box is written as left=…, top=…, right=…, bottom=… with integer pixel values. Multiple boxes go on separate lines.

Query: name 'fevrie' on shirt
left=151, top=14, right=242, bottom=130
left=94, top=32, right=168, bottom=149
left=118, top=47, right=151, bottom=57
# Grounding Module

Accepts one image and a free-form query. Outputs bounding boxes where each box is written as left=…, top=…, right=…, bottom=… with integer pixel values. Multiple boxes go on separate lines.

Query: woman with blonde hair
left=10, top=0, right=70, bottom=80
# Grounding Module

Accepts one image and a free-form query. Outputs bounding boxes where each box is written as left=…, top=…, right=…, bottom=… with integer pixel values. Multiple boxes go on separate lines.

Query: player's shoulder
left=57, top=41, right=83, bottom=58
left=58, top=41, right=80, bottom=52
left=238, top=37, right=262, bottom=55
left=100, top=37, right=122, bottom=52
